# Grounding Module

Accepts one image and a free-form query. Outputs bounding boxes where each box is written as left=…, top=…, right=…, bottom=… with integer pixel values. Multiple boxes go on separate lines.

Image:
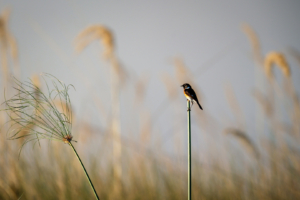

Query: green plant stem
left=69, top=142, right=100, bottom=200
left=187, top=101, right=192, bottom=200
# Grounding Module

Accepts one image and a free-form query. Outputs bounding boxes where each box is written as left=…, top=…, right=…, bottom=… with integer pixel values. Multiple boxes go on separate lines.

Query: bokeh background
left=0, top=1, right=300, bottom=199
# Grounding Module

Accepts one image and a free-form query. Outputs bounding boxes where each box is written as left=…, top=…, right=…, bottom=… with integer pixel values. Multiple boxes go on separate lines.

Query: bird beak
left=181, top=85, right=184, bottom=87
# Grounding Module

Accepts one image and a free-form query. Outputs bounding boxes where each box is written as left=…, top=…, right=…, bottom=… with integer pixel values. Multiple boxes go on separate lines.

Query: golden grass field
left=1, top=9, right=300, bottom=200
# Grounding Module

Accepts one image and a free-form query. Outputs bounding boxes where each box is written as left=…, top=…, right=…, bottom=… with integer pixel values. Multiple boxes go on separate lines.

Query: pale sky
left=1, top=1, right=300, bottom=154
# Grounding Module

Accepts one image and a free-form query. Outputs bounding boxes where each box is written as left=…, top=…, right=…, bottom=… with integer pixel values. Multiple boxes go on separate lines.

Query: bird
left=181, top=83, right=203, bottom=110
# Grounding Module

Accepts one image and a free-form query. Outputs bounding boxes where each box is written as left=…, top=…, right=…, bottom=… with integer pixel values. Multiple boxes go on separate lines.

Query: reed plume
left=241, top=24, right=263, bottom=65
left=264, top=51, right=290, bottom=79
left=75, top=25, right=123, bottom=197
left=224, top=128, right=259, bottom=160
left=242, top=24, right=263, bottom=65
left=75, top=25, right=114, bottom=60
left=0, top=8, right=18, bottom=85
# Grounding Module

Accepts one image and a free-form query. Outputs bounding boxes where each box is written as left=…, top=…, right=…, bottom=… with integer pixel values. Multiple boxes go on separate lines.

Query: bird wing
left=185, top=88, right=203, bottom=110
left=185, top=89, right=198, bottom=101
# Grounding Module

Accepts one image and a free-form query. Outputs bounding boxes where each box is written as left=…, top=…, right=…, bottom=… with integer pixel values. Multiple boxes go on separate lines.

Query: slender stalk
left=69, top=142, right=100, bottom=200
left=187, top=100, right=192, bottom=200
left=111, top=57, right=122, bottom=189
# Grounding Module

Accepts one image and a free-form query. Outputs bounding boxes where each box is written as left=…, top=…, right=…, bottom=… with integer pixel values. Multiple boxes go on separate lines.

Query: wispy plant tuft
left=2, top=74, right=100, bottom=200
left=3, top=74, right=74, bottom=151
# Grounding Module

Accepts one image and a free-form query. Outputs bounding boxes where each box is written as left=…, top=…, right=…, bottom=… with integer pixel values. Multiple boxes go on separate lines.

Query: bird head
left=181, top=83, right=191, bottom=89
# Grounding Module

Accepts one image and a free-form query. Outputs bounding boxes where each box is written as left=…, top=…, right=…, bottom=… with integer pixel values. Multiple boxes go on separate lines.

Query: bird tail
left=197, top=101, right=203, bottom=110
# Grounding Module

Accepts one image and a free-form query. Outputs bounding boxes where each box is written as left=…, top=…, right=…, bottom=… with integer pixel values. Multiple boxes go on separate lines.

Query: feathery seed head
left=0, top=9, right=11, bottom=45
left=241, top=24, right=263, bottom=64
left=75, top=25, right=114, bottom=59
left=0, top=8, right=18, bottom=60
left=2, top=74, right=75, bottom=153
left=264, top=51, right=291, bottom=79
left=224, top=128, right=259, bottom=159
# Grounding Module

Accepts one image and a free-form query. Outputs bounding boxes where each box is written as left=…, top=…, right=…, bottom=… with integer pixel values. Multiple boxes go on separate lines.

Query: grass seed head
left=0, top=9, right=10, bottom=43
left=225, top=128, right=259, bottom=159
left=264, top=51, right=291, bottom=79
left=0, top=8, right=18, bottom=60
left=75, top=25, right=114, bottom=59
left=241, top=23, right=263, bottom=64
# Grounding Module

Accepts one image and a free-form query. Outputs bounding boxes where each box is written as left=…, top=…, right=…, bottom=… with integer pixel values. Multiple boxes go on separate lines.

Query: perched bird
left=181, top=83, right=203, bottom=110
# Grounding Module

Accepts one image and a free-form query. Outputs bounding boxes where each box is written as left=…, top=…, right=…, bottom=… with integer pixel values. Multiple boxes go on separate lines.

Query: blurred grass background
left=1, top=3, right=300, bottom=200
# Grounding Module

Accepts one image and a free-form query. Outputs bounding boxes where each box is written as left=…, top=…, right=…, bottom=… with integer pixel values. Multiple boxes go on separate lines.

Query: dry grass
left=241, top=23, right=263, bottom=65
left=264, top=51, right=291, bottom=79
left=75, top=25, right=114, bottom=60
left=224, top=128, right=259, bottom=160
left=75, top=24, right=124, bottom=197
left=0, top=8, right=18, bottom=85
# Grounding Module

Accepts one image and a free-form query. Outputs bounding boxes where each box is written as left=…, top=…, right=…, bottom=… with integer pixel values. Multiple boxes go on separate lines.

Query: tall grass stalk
left=0, top=8, right=18, bottom=87
left=75, top=25, right=123, bottom=195
left=68, top=141, right=100, bottom=200
left=187, top=100, right=192, bottom=200
left=1, top=74, right=100, bottom=200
